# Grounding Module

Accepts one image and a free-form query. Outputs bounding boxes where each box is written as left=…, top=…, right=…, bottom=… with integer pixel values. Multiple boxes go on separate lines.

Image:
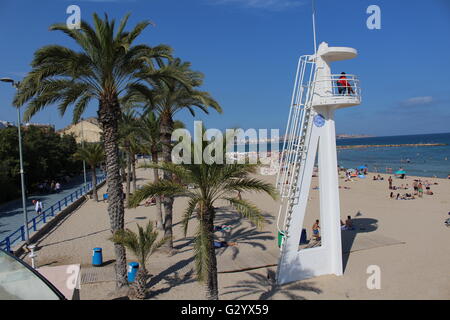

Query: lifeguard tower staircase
left=275, top=42, right=361, bottom=285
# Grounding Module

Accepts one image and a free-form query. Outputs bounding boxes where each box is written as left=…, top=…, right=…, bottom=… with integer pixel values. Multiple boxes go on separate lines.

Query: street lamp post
left=80, top=118, right=87, bottom=187
left=1, top=77, right=30, bottom=244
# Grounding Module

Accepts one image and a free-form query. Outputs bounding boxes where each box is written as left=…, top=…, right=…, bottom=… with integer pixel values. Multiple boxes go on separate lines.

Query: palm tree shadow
left=145, top=256, right=196, bottom=299
left=146, top=269, right=196, bottom=299
left=214, top=206, right=275, bottom=226
left=222, top=269, right=322, bottom=300
left=173, top=237, right=195, bottom=252
left=216, top=226, right=275, bottom=260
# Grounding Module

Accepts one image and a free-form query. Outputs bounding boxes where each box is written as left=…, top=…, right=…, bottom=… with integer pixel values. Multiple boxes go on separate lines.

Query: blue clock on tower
left=313, top=114, right=325, bottom=127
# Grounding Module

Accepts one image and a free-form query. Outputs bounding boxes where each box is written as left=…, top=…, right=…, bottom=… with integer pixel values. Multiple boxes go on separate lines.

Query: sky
left=0, top=0, right=449, bottom=137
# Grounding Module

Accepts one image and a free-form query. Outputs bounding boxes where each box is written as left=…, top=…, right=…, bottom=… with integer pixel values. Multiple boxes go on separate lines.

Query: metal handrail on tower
left=276, top=55, right=317, bottom=237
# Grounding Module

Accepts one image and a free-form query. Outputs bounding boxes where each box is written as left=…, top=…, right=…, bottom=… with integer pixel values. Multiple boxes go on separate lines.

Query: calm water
left=239, top=132, right=450, bottom=178
left=335, top=133, right=450, bottom=178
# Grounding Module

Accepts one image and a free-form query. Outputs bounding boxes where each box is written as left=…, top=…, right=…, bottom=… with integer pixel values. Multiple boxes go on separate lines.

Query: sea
left=237, top=132, right=450, bottom=179
left=335, top=132, right=450, bottom=178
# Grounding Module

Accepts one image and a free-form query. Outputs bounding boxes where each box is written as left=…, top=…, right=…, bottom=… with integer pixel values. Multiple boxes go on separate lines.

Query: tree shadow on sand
left=144, top=256, right=196, bottom=299
left=222, top=269, right=322, bottom=300
left=215, top=226, right=275, bottom=260
left=214, top=206, right=275, bottom=226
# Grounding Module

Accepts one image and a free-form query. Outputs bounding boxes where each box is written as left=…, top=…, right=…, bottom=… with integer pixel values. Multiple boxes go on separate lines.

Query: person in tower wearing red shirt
left=337, top=72, right=355, bottom=95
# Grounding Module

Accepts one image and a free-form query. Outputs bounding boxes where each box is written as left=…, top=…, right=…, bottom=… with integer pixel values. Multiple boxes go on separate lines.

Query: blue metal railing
left=0, top=175, right=106, bottom=253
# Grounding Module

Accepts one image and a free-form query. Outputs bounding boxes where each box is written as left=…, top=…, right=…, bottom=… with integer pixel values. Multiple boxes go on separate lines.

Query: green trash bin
left=277, top=231, right=285, bottom=248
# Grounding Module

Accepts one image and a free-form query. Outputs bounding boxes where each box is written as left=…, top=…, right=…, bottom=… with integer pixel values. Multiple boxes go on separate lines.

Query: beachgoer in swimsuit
left=213, top=225, right=232, bottom=232
left=312, top=220, right=320, bottom=240
left=418, top=183, right=423, bottom=197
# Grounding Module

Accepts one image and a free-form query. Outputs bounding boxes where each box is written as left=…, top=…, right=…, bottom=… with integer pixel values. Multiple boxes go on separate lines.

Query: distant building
left=0, top=120, right=13, bottom=129
left=0, top=120, right=56, bottom=132
left=58, top=118, right=102, bottom=143
left=22, top=122, right=55, bottom=132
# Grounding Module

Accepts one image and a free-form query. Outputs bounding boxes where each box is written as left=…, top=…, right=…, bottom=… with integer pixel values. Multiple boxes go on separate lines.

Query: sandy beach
left=21, top=160, right=450, bottom=300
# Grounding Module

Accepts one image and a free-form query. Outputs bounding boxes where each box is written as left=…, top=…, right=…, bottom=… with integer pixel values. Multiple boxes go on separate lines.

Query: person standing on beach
left=388, top=176, right=393, bottom=190
left=413, top=180, right=418, bottom=195
left=418, top=182, right=424, bottom=198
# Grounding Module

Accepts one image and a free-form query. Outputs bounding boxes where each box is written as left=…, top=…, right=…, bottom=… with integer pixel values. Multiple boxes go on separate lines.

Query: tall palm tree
left=13, top=13, right=177, bottom=288
left=74, top=143, right=104, bottom=201
left=129, top=136, right=277, bottom=300
left=129, top=139, right=142, bottom=193
left=110, top=221, right=166, bottom=299
left=137, top=111, right=164, bottom=229
left=137, top=112, right=185, bottom=230
left=119, top=110, right=141, bottom=206
left=126, top=58, right=222, bottom=249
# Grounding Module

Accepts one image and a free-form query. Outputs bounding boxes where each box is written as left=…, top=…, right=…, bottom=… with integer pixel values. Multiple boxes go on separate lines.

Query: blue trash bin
left=127, top=262, right=139, bottom=282
left=92, top=247, right=103, bottom=266
left=300, top=228, right=307, bottom=245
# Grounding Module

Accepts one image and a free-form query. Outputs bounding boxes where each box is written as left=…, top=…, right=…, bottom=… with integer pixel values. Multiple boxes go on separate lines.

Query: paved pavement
left=0, top=171, right=104, bottom=244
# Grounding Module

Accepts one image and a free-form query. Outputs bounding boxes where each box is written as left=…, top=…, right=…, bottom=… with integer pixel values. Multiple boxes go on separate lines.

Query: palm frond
left=222, top=178, right=278, bottom=199
left=128, top=180, right=187, bottom=208
left=182, top=197, right=200, bottom=236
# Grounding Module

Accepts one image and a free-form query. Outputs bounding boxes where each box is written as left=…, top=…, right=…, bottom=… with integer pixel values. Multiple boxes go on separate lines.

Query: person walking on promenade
left=32, top=199, right=43, bottom=215
left=55, top=182, right=61, bottom=193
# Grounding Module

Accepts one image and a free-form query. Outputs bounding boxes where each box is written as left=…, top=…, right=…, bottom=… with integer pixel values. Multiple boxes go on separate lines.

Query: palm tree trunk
left=91, top=166, right=98, bottom=202
left=159, top=112, right=174, bottom=249
left=98, top=97, right=128, bottom=289
left=151, top=150, right=164, bottom=230
left=132, top=155, right=137, bottom=193
left=132, top=268, right=148, bottom=300
left=205, top=207, right=219, bottom=300
left=126, top=149, right=132, bottom=207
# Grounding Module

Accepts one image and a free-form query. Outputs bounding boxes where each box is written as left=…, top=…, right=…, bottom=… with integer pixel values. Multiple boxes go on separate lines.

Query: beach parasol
left=396, top=170, right=406, bottom=175
left=357, top=165, right=368, bottom=170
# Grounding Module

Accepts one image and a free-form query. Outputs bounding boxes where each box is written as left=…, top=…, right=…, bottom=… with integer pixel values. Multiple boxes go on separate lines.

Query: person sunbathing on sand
left=341, top=216, right=354, bottom=230
left=345, top=216, right=354, bottom=230
left=401, top=193, right=415, bottom=200
left=312, top=220, right=320, bottom=240
left=144, top=197, right=156, bottom=206
left=213, top=241, right=237, bottom=248
left=213, top=225, right=232, bottom=232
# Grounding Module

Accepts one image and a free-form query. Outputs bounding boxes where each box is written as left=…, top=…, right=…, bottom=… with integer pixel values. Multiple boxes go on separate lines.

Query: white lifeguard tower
left=275, top=41, right=361, bottom=285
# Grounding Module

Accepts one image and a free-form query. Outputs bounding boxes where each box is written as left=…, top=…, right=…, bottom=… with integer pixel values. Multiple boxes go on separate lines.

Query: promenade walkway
left=0, top=171, right=104, bottom=249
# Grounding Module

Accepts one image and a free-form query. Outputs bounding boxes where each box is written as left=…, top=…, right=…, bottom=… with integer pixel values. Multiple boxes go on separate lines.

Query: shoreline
left=336, top=143, right=447, bottom=149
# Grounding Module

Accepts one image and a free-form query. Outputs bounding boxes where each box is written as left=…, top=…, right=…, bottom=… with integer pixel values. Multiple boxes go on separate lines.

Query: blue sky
left=0, top=0, right=449, bottom=136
